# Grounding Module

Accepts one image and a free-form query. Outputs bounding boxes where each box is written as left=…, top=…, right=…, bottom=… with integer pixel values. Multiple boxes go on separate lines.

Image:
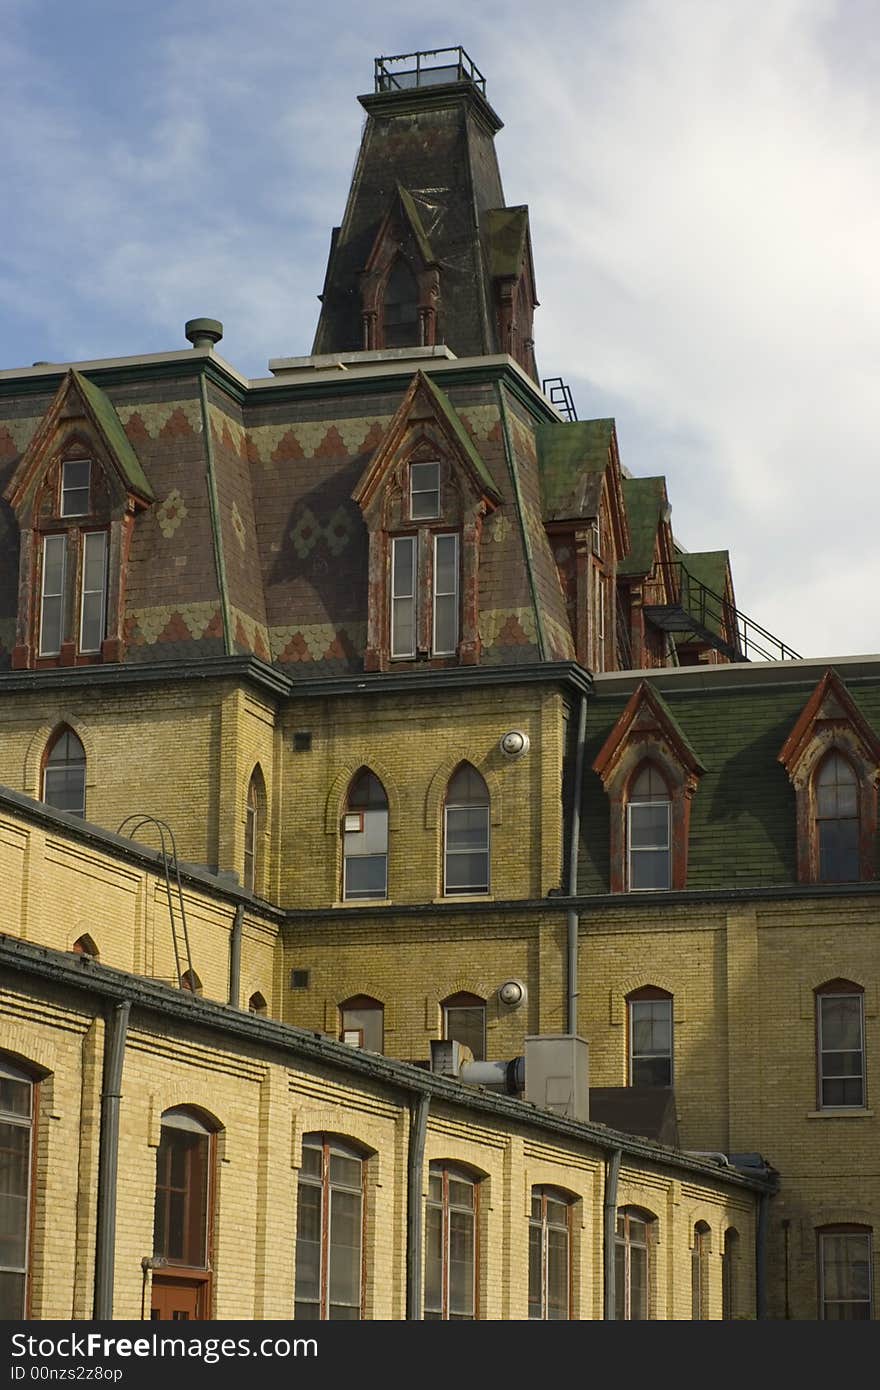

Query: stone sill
left=806, top=1109, right=874, bottom=1119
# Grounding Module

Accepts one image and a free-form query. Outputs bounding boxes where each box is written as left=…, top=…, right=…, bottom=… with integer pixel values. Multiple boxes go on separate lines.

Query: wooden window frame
left=615, top=1207, right=654, bottom=1321
left=339, top=996, right=384, bottom=1054
left=627, top=986, right=673, bottom=1087
left=818, top=1225, right=873, bottom=1320
left=152, top=1109, right=216, bottom=1317
left=295, top=1134, right=366, bottom=1320
left=626, top=763, right=672, bottom=892
left=60, top=459, right=91, bottom=517
left=528, top=1186, right=572, bottom=1320
left=443, top=764, right=490, bottom=897
left=0, top=1058, right=38, bottom=1320
left=441, top=992, right=486, bottom=1062
left=41, top=726, right=86, bottom=819
left=816, top=981, right=866, bottom=1110
left=424, top=1163, right=479, bottom=1320
left=342, top=770, right=389, bottom=902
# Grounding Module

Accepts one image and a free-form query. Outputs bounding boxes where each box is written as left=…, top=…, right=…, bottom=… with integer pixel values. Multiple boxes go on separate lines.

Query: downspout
left=228, top=903, right=244, bottom=1007
left=756, top=1188, right=770, bottom=1319
left=198, top=372, right=233, bottom=655
left=603, top=1146, right=622, bottom=1320
left=406, top=1092, right=430, bottom=1320
left=566, top=693, right=588, bottom=1034
left=94, top=999, right=130, bottom=1319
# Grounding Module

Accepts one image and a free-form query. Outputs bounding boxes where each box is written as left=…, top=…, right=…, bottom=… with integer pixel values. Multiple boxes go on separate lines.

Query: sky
left=1, top=0, right=878, bottom=661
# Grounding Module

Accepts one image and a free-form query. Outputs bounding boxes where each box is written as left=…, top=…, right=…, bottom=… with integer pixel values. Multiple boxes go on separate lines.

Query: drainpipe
left=228, top=903, right=244, bottom=1007
left=566, top=694, right=588, bottom=1034
left=603, top=1146, right=622, bottom=1320
left=782, top=1218, right=791, bottom=1319
left=94, top=999, right=130, bottom=1319
left=406, top=1092, right=430, bottom=1320
left=756, top=1188, right=770, bottom=1319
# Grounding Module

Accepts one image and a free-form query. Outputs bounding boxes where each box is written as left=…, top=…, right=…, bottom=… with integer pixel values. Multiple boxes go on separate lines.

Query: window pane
left=630, top=848, right=670, bottom=890
left=444, top=1005, right=485, bottom=1060
left=528, top=1223, right=542, bottom=1318
left=391, top=538, right=416, bottom=657
left=818, top=820, right=859, bottom=882
left=424, top=1203, right=443, bottom=1316
left=632, top=1055, right=672, bottom=1087
left=343, top=854, right=387, bottom=899
left=614, top=1241, right=626, bottom=1320
left=40, top=536, right=66, bottom=655
left=329, top=1151, right=362, bottom=1190
left=294, top=1181, right=322, bottom=1306
left=328, top=1188, right=361, bottom=1313
left=410, top=462, right=440, bottom=520
left=446, top=806, right=489, bottom=851
left=61, top=460, right=90, bottom=516
left=43, top=765, right=86, bottom=817
left=629, top=804, right=670, bottom=848
left=444, top=850, right=489, bottom=893
left=434, top=594, right=457, bottom=655
left=0, top=1078, right=31, bottom=1119
left=448, top=1209, right=474, bottom=1317
left=822, top=1233, right=872, bottom=1318
left=630, top=1244, right=648, bottom=1319
left=80, top=532, right=107, bottom=651
left=547, top=1226, right=569, bottom=1319
left=0, top=1270, right=26, bottom=1320
left=0, top=1123, right=29, bottom=1269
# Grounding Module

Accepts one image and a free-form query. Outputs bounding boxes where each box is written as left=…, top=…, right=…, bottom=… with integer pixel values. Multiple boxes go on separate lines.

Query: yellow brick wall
left=0, top=974, right=763, bottom=1320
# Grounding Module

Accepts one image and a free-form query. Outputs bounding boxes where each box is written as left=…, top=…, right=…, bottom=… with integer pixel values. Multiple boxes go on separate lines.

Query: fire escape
left=643, top=560, right=801, bottom=663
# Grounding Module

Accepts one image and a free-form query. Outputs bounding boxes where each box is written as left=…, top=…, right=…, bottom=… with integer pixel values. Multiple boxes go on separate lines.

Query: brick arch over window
left=324, top=757, right=401, bottom=834
left=425, top=753, right=502, bottom=830
left=778, top=668, right=880, bottom=884
left=593, top=682, right=704, bottom=893
left=24, top=716, right=96, bottom=801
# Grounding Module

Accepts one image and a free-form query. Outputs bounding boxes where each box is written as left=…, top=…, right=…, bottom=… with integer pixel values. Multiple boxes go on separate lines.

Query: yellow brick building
left=0, top=50, right=877, bottom=1322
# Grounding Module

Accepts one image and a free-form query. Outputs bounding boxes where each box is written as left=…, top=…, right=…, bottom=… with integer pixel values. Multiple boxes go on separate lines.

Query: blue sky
left=2, top=0, right=878, bottom=659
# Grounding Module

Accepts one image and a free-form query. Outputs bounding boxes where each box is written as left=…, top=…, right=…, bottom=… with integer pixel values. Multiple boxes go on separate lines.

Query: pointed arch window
left=180, top=969, right=203, bottom=996
left=627, top=763, right=671, bottom=891
left=295, top=1134, right=366, bottom=1320
left=815, top=752, right=860, bottom=883
left=0, top=1056, right=36, bottom=1320
left=248, top=991, right=267, bottom=1016
left=343, top=770, right=388, bottom=900
left=244, top=768, right=266, bottom=894
left=444, top=764, right=490, bottom=895
left=72, top=934, right=99, bottom=958
left=42, top=727, right=86, bottom=817
left=383, top=258, right=420, bottom=348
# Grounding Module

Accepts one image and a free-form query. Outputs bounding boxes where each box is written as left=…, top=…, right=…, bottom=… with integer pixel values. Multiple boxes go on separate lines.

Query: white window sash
left=39, top=535, right=67, bottom=656
left=432, top=532, right=459, bottom=655
left=390, top=536, right=416, bottom=658
left=79, top=531, right=108, bottom=653
left=627, top=801, right=671, bottom=891
left=817, top=993, right=865, bottom=1107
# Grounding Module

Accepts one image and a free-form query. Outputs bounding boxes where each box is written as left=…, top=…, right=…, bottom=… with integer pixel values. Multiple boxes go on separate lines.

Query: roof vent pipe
left=185, top=318, right=223, bottom=349
left=459, top=1057, right=525, bottom=1094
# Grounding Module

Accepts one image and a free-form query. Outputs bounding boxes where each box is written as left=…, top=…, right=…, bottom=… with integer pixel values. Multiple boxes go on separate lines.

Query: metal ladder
left=116, top=815, right=194, bottom=990
left=542, top=377, right=578, bottom=422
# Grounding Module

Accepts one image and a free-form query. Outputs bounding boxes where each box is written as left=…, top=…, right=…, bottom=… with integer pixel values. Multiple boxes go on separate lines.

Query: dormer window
left=384, top=258, right=420, bottom=347
left=80, top=532, right=108, bottom=652
left=61, top=459, right=91, bottom=517
left=391, top=536, right=417, bottom=658
left=410, top=460, right=440, bottom=519
left=433, top=534, right=458, bottom=654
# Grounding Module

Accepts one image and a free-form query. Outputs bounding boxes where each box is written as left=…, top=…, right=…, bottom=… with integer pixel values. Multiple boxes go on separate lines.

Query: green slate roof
left=536, top=419, right=614, bottom=522
left=673, top=549, right=732, bottom=641
left=421, top=373, right=498, bottom=497
left=618, top=477, right=668, bottom=577
left=75, top=372, right=154, bottom=501
left=487, top=207, right=529, bottom=279
left=397, top=185, right=436, bottom=266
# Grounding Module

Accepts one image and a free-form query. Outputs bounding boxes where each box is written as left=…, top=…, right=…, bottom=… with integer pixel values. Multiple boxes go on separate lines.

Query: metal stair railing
left=648, top=561, right=801, bottom=663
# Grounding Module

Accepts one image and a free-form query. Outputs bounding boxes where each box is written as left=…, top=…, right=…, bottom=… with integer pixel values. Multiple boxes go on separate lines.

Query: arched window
left=425, top=1163, right=479, bottom=1320
left=180, top=969, right=203, bottom=996
left=627, top=763, right=670, bottom=891
left=339, top=995, right=384, bottom=1052
left=444, top=764, right=490, bottom=896
left=722, top=1228, right=739, bottom=1320
left=42, top=727, right=86, bottom=818
left=0, top=1056, right=36, bottom=1320
left=816, top=980, right=865, bottom=1109
left=383, top=258, right=419, bottom=348
left=441, top=992, right=486, bottom=1062
left=815, top=752, right=860, bottom=882
left=248, top=991, right=267, bottom=1016
left=295, top=1134, right=365, bottom=1320
left=342, top=770, right=388, bottom=900
left=243, top=768, right=265, bottom=894
left=818, top=1225, right=873, bottom=1319
left=529, top=1186, right=572, bottom=1320
left=72, top=934, right=99, bottom=958
left=692, top=1221, right=711, bottom=1319
left=627, top=986, right=673, bottom=1087
left=151, top=1107, right=216, bottom=1318
left=615, top=1207, right=654, bottom=1320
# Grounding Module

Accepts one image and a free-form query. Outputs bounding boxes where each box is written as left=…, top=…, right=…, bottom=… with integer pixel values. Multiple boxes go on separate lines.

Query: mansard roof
left=618, top=477, right=670, bottom=577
